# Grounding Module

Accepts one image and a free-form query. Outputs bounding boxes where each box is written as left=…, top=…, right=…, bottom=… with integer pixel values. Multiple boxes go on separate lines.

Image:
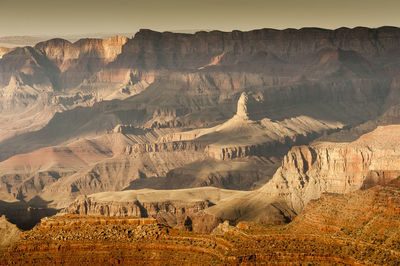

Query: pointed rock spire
left=236, top=92, right=249, bottom=120
left=8, top=75, right=21, bottom=87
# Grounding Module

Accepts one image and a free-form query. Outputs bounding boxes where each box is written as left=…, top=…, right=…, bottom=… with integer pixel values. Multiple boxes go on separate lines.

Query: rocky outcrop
left=0, top=87, right=343, bottom=210
left=34, top=36, right=128, bottom=88
left=1, top=27, right=400, bottom=232
left=61, top=187, right=244, bottom=233
left=1, top=215, right=226, bottom=265
left=260, top=125, right=400, bottom=213
left=126, top=141, right=206, bottom=154
left=61, top=196, right=219, bottom=233
left=3, top=211, right=399, bottom=265
left=0, top=215, right=21, bottom=254
left=235, top=92, right=249, bottom=120
left=206, top=143, right=271, bottom=160
left=117, top=27, right=400, bottom=70
left=205, top=125, right=400, bottom=226
left=289, top=178, right=400, bottom=254
left=1, top=27, right=396, bottom=164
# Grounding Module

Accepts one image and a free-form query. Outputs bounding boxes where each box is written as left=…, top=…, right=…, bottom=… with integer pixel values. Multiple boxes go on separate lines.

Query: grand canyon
left=0, top=18, right=400, bottom=265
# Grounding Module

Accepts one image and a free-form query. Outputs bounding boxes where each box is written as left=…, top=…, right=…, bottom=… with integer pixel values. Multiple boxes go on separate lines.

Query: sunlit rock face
left=259, top=125, right=400, bottom=213
left=235, top=92, right=249, bottom=120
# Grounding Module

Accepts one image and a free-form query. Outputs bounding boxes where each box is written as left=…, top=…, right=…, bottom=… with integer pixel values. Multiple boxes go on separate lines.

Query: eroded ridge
left=2, top=210, right=400, bottom=265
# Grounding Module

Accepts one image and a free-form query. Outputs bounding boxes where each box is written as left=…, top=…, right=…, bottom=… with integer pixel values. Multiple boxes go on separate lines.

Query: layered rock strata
left=262, top=125, right=400, bottom=213
left=288, top=178, right=400, bottom=257
left=2, top=213, right=399, bottom=265
left=206, top=125, right=400, bottom=224
left=61, top=187, right=246, bottom=233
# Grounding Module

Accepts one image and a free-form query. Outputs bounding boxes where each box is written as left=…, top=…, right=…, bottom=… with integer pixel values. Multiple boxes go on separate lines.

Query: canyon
left=61, top=125, right=400, bottom=231
left=0, top=27, right=400, bottom=264
left=2, top=178, right=400, bottom=265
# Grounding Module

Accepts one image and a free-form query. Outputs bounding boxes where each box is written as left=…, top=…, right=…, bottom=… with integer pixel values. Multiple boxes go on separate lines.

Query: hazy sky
left=1, top=0, right=400, bottom=37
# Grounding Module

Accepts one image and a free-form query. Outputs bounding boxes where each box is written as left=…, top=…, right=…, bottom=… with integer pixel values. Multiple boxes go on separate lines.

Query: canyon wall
left=62, top=196, right=219, bottom=233
left=261, top=125, right=400, bottom=213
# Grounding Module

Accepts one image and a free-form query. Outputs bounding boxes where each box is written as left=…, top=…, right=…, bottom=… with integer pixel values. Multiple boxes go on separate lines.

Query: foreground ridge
left=2, top=190, right=400, bottom=266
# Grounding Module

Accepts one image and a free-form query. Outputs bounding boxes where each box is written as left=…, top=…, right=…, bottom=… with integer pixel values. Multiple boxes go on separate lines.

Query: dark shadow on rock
left=0, top=196, right=58, bottom=230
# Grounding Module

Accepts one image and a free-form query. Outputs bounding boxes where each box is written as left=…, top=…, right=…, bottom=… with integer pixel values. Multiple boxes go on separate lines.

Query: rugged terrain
left=65, top=125, right=400, bottom=230
left=3, top=181, right=400, bottom=266
left=206, top=125, right=400, bottom=223
left=61, top=187, right=245, bottom=233
left=0, top=91, right=342, bottom=228
left=1, top=27, right=400, bottom=264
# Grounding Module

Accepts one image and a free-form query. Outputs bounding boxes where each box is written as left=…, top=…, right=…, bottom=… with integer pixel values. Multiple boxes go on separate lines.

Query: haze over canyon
left=0, top=26, right=400, bottom=264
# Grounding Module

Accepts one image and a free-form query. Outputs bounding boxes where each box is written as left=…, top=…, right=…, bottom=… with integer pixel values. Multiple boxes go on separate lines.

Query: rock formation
left=2, top=211, right=399, bottom=265
left=205, top=125, right=400, bottom=224
left=1, top=27, right=400, bottom=232
left=234, top=92, right=249, bottom=120
left=0, top=90, right=343, bottom=214
left=288, top=178, right=400, bottom=258
left=0, top=215, right=21, bottom=254
left=261, top=125, right=400, bottom=213
left=0, top=27, right=397, bottom=144
left=61, top=187, right=245, bottom=233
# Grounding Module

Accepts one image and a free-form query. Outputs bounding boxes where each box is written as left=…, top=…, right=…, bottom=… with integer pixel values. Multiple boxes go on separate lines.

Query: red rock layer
left=2, top=213, right=399, bottom=265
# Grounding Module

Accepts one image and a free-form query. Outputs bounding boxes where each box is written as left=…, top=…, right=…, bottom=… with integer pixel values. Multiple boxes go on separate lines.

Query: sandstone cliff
left=261, top=125, right=400, bottom=213
left=61, top=187, right=245, bottom=233
left=206, top=125, right=400, bottom=224
left=0, top=26, right=396, bottom=166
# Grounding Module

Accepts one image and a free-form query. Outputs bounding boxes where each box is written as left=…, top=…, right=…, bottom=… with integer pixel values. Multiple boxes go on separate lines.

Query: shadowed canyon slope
left=63, top=125, right=400, bottom=231
left=0, top=92, right=341, bottom=211
left=2, top=27, right=400, bottom=150
left=205, top=125, right=400, bottom=223
left=1, top=27, right=400, bottom=233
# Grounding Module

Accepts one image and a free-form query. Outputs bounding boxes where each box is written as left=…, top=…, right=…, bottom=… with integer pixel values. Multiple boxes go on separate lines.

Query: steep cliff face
left=0, top=91, right=342, bottom=210
left=62, top=196, right=219, bottom=233
left=34, top=36, right=128, bottom=88
left=260, top=125, right=400, bottom=213
left=205, top=125, right=400, bottom=225
left=116, top=27, right=400, bottom=70
left=61, top=187, right=244, bottom=233
left=1, top=28, right=400, bottom=231
left=1, top=27, right=396, bottom=155
left=161, top=91, right=345, bottom=161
